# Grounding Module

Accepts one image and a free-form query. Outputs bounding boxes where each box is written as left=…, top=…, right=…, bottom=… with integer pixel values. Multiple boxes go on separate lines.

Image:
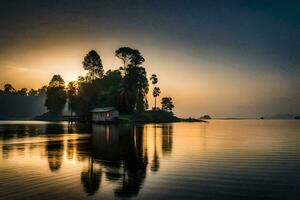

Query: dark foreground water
left=0, top=120, right=299, bottom=200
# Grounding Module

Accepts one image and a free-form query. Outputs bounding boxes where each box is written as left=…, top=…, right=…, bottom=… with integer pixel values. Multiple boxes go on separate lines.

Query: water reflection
left=0, top=122, right=174, bottom=198
left=162, top=123, right=173, bottom=155
left=151, top=125, right=160, bottom=172
left=81, top=157, right=102, bottom=195
left=0, top=124, right=40, bottom=159
left=46, top=140, right=64, bottom=172
left=1, top=121, right=297, bottom=199
left=2, top=144, right=12, bottom=159
left=91, top=124, right=149, bottom=197
left=45, top=124, right=65, bottom=172
left=0, top=123, right=45, bottom=140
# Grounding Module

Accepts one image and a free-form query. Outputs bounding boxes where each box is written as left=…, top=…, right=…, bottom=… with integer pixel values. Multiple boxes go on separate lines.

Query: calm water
left=0, top=120, right=299, bottom=200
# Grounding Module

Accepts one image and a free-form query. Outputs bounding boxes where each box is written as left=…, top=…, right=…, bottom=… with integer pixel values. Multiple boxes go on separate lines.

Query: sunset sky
left=0, top=0, right=299, bottom=118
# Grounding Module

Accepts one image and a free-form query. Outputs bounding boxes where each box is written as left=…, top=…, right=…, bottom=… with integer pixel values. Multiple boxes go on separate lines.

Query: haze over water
left=0, top=120, right=299, bottom=200
left=1, top=1, right=299, bottom=118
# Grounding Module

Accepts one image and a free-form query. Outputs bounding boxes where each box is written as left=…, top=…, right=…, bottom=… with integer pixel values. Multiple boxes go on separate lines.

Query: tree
left=4, top=84, right=16, bottom=93
left=161, top=97, right=174, bottom=113
left=17, top=88, right=28, bottom=96
left=152, top=87, right=161, bottom=110
left=116, top=47, right=148, bottom=113
left=122, top=65, right=149, bottom=112
left=49, top=75, right=65, bottom=88
left=150, top=74, right=158, bottom=84
left=28, top=89, right=38, bottom=96
left=0, top=84, right=47, bottom=119
left=72, top=69, right=123, bottom=115
left=115, top=47, right=145, bottom=72
left=99, top=70, right=122, bottom=107
left=67, top=81, right=78, bottom=115
left=45, top=75, right=67, bottom=115
left=38, top=86, right=47, bottom=96
left=115, top=47, right=133, bottom=70
left=145, top=98, right=149, bottom=110
left=83, top=50, right=104, bottom=80
left=150, top=74, right=160, bottom=110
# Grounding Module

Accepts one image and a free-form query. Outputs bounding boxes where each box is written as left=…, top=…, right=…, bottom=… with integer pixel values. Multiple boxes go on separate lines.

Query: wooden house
left=91, top=107, right=119, bottom=122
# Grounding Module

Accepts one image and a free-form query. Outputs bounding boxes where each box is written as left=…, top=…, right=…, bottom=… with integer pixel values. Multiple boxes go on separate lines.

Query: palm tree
left=150, top=74, right=161, bottom=110
left=152, top=87, right=161, bottom=110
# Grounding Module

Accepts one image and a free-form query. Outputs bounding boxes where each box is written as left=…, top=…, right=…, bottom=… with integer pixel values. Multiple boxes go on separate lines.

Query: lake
left=0, top=120, right=299, bottom=200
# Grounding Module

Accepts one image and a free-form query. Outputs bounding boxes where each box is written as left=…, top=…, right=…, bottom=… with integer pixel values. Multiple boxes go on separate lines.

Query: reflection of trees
left=0, top=122, right=153, bottom=198
left=115, top=125, right=148, bottom=197
left=0, top=124, right=45, bottom=140
left=1, top=145, right=12, bottom=159
left=162, top=124, right=173, bottom=156
left=151, top=125, right=159, bottom=172
left=0, top=123, right=47, bottom=159
left=67, top=139, right=76, bottom=160
left=88, top=124, right=149, bottom=198
left=0, top=125, right=14, bottom=159
left=46, top=140, right=64, bottom=172
left=45, top=123, right=65, bottom=134
left=81, top=157, right=102, bottom=195
left=45, top=124, right=64, bottom=172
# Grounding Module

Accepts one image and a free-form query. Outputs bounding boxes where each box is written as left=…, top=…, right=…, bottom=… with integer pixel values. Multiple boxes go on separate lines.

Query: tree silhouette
left=17, top=88, right=28, bottom=96
left=38, top=86, right=47, bottom=95
left=0, top=84, right=47, bottom=119
left=28, top=89, right=38, bottom=96
left=122, top=65, right=149, bottom=112
left=72, top=69, right=124, bottom=115
left=83, top=50, right=104, bottom=81
left=67, top=81, right=78, bottom=115
left=152, top=87, right=161, bottom=110
left=4, top=84, right=15, bottom=93
left=150, top=74, right=161, bottom=110
left=115, top=47, right=145, bottom=72
left=35, top=47, right=162, bottom=116
left=45, top=75, right=67, bottom=115
left=161, top=97, right=174, bottom=113
left=150, top=74, right=158, bottom=85
left=48, top=75, right=65, bottom=87
left=115, top=47, right=148, bottom=112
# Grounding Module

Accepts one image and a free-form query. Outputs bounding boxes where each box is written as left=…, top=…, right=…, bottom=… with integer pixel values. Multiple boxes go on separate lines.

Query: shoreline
left=0, top=118, right=207, bottom=124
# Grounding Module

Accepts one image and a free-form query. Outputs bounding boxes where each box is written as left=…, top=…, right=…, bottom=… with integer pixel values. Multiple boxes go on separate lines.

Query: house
left=91, top=107, right=119, bottom=122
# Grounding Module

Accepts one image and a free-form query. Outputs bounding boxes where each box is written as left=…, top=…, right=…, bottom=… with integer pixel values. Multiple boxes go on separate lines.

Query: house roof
left=90, top=107, right=116, bottom=113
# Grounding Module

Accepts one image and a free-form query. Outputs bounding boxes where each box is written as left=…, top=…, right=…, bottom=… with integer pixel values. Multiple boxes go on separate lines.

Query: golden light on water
left=0, top=121, right=299, bottom=199
left=0, top=120, right=294, bottom=167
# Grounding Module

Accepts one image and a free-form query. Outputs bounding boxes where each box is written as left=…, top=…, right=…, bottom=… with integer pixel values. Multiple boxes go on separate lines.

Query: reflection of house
left=90, top=124, right=148, bottom=197
left=91, top=107, right=119, bottom=122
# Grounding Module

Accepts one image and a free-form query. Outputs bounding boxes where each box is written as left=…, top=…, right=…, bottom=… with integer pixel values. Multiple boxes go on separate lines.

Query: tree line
left=0, top=84, right=47, bottom=119
left=44, top=47, right=174, bottom=117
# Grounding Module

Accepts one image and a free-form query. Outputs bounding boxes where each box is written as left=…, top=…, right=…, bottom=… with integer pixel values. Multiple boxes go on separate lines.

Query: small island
left=0, top=47, right=205, bottom=123
left=199, top=115, right=211, bottom=120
